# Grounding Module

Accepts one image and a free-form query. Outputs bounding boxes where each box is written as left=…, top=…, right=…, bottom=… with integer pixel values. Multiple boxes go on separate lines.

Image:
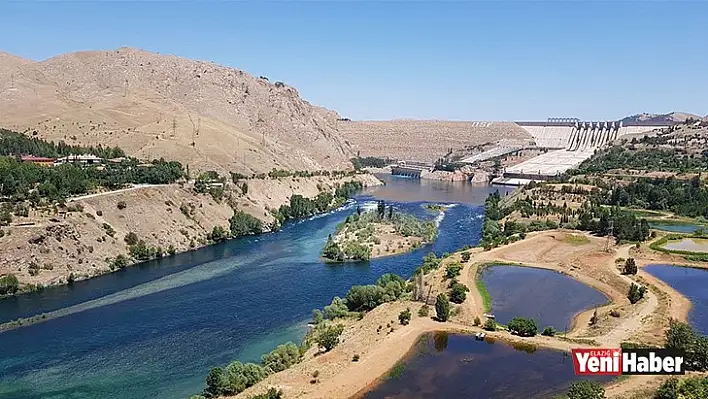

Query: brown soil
left=227, top=230, right=707, bottom=399
left=0, top=174, right=381, bottom=291
left=0, top=48, right=353, bottom=174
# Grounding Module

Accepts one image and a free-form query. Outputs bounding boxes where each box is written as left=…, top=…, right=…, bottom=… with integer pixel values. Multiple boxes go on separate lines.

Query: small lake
left=481, top=265, right=608, bottom=331
left=662, top=237, right=708, bottom=253
left=649, top=222, right=704, bottom=234
left=357, top=332, right=610, bottom=399
left=644, top=265, right=708, bottom=335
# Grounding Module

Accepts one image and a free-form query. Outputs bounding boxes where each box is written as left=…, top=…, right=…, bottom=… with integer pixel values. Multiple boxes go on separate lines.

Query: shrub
left=398, top=308, right=411, bottom=325
left=345, top=284, right=386, bottom=311
left=352, top=354, right=360, bottom=362
left=623, top=258, right=638, bottom=275
left=628, top=283, right=647, bottom=304
left=418, top=305, right=429, bottom=317
left=0, top=274, right=20, bottom=295
left=248, top=388, right=284, bottom=399
left=541, top=326, right=556, bottom=336
left=96, top=210, right=103, bottom=216
left=116, top=201, right=127, bottom=210
left=445, top=262, right=463, bottom=279
left=208, top=226, right=229, bottom=242
left=314, top=324, right=344, bottom=352
left=124, top=232, right=139, bottom=246
left=109, top=254, right=130, bottom=270
left=449, top=282, right=469, bottom=304
left=435, top=293, right=451, bottom=322
left=473, top=316, right=481, bottom=326
left=461, top=251, right=471, bottom=262
left=610, top=310, right=620, bottom=317
left=566, top=380, right=605, bottom=399
left=167, top=245, right=177, bottom=255
left=507, top=317, right=538, bottom=337
left=483, top=318, right=496, bottom=331
left=102, top=223, right=115, bottom=237
left=323, top=296, right=349, bottom=319
left=229, top=210, right=263, bottom=237
left=312, top=309, right=323, bottom=324
left=204, top=367, right=229, bottom=398
left=261, top=342, right=300, bottom=373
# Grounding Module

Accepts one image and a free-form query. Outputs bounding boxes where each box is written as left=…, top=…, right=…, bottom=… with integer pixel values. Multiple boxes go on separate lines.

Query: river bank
left=0, top=173, right=382, bottom=296
left=229, top=230, right=708, bottom=399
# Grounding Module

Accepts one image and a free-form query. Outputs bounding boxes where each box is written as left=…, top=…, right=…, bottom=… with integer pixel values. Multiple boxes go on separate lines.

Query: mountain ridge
left=0, top=47, right=353, bottom=174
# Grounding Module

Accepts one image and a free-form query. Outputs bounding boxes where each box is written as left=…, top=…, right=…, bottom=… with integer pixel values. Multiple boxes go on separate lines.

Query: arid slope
left=0, top=48, right=352, bottom=174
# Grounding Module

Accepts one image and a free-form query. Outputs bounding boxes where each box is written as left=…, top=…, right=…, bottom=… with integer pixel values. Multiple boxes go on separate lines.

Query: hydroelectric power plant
left=491, top=118, right=672, bottom=185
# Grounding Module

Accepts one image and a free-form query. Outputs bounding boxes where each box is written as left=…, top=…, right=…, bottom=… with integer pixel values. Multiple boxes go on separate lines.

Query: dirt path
left=228, top=230, right=706, bottom=399
left=68, top=183, right=164, bottom=201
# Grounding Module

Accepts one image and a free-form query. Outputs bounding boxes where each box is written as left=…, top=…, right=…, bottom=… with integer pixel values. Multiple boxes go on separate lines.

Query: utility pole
left=171, top=117, right=177, bottom=138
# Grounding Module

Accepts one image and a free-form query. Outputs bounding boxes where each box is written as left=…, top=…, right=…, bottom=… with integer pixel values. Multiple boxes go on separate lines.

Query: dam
left=492, top=118, right=671, bottom=185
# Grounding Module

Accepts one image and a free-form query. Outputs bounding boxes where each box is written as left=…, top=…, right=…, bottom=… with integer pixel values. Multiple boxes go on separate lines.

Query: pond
left=480, top=265, right=608, bottom=331
left=662, top=237, right=708, bottom=253
left=0, top=178, right=497, bottom=399
left=649, top=222, right=704, bottom=234
left=357, top=332, right=611, bottom=399
left=644, top=265, right=708, bottom=335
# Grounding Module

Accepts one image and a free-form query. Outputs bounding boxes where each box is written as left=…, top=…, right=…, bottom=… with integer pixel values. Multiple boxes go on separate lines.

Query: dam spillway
left=493, top=118, right=670, bottom=185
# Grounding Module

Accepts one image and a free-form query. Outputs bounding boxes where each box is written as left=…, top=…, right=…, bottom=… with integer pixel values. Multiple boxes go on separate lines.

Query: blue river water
left=0, top=177, right=507, bottom=399
left=644, top=264, right=708, bottom=335
left=481, top=265, right=608, bottom=331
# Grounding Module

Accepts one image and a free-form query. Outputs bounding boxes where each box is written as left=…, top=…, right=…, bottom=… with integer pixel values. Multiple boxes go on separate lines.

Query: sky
left=1, top=1, right=706, bottom=121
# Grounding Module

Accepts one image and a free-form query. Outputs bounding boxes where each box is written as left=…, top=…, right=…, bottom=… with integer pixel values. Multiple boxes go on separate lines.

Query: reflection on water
left=481, top=265, right=608, bottom=330
left=649, top=222, right=703, bottom=234
left=663, top=238, right=708, bottom=253
left=358, top=333, right=610, bottom=399
left=0, top=179, right=495, bottom=399
left=644, top=265, right=708, bottom=335
left=368, top=174, right=514, bottom=204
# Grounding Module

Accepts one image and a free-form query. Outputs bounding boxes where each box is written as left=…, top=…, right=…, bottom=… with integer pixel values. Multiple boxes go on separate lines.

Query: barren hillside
left=336, top=120, right=532, bottom=162
left=0, top=48, right=352, bottom=174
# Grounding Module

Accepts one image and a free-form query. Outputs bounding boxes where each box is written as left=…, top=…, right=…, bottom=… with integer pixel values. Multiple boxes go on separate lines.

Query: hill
left=336, top=120, right=531, bottom=162
left=620, top=111, right=704, bottom=124
left=0, top=48, right=353, bottom=174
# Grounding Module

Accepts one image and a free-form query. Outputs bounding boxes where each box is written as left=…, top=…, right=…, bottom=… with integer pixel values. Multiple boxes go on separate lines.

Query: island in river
left=321, top=203, right=438, bottom=262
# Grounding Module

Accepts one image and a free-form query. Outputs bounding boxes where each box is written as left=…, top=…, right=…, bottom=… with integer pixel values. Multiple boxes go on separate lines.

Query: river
left=0, top=176, right=510, bottom=399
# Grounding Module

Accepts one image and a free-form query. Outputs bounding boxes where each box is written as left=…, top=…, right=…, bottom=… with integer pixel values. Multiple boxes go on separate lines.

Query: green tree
left=435, top=293, right=451, bottom=322
left=322, top=235, right=344, bottom=261
left=0, top=274, right=20, bottom=295
left=484, top=318, right=496, bottom=331
left=124, top=232, right=139, bottom=246
left=314, top=324, right=344, bottom=352
left=449, top=282, right=469, bottom=304
left=208, top=226, right=228, bottom=242
left=398, top=308, right=411, bottom=325
left=507, top=317, right=538, bottom=337
left=461, top=251, right=471, bottom=262
left=261, top=342, right=301, bottom=373
left=345, top=285, right=386, bottom=311
left=445, top=262, right=463, bottom=279
left=229, top=210, right=263, bottom=237
left=323, top=296, right=349, bottom=319
left=204, top=367, right=229, bottom=398
left=623, top=258, right=638, bottom=275
left=628, top=283, right=647, bottom=304
left=312, top=309, right=323, bottom=324
left=567, top=380, right=606, bottom=399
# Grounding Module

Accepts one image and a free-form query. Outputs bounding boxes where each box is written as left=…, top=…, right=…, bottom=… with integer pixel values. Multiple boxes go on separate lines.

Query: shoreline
left=228, top=229, right=705, bottom=399
left=0, top=177, right=385, bottom=331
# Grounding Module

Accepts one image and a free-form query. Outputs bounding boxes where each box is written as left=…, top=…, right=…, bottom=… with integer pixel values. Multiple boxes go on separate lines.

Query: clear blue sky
left=1, top=1, right=706, bottom=121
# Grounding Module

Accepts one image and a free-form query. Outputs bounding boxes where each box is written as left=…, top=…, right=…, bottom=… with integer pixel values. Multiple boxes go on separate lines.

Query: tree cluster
left=202, top=342, right=302, bottom=398
left=507, top=317, right=538, bottom=337
left=665, top=319, right=708, bottom=371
